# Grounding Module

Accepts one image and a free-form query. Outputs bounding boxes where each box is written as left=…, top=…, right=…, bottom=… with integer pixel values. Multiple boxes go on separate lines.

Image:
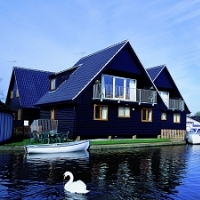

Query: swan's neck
left=65, top=173, right=74, bottom=187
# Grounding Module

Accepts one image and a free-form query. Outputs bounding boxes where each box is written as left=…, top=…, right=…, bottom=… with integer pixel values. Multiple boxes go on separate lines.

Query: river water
left=0, top=144, right=199, bottom=200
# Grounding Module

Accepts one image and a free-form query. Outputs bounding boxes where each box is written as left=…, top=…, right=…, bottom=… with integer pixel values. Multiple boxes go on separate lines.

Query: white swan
left=63, top=171, right=90, bottom=194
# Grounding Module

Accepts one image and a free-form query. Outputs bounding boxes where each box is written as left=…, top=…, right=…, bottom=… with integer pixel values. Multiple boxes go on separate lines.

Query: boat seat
left=41, top=131, right=50, bottom=144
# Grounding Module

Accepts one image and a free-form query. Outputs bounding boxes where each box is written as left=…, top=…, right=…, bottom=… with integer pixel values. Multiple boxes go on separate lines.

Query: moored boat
left=24, top=140, right=90, bottom=154
left=186, top=128, right=200, bottom=144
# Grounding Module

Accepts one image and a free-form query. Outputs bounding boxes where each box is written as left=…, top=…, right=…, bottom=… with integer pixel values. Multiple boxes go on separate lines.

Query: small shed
left=0, top=101, right=15, bottom=142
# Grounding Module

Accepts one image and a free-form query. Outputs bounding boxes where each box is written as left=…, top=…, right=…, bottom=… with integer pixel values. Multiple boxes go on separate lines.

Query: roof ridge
left=76, top=40, right=129, bottom=63
left=13, top=66, right=54, bottom=73
left=146, top=64, right=166, bottom=70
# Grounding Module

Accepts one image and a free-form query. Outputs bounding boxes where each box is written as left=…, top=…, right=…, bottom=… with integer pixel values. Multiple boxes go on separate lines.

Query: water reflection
left=0, top=145, right=199, bottom=199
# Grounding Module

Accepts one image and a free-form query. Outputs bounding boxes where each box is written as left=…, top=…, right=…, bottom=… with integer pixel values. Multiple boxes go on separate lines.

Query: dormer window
left=50, top=78, right=56, bottom=90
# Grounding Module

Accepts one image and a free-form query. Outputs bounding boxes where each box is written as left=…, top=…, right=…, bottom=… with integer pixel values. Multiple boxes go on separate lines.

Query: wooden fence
left=161, top=129, right=186, bottom=140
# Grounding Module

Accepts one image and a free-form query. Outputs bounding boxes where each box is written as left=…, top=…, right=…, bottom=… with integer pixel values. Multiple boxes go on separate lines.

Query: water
left=0, top=144, right=200, bottom=200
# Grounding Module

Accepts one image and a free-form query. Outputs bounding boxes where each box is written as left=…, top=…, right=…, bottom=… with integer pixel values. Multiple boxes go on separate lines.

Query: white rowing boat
left=25, top=150, right=89, bottom=161
left=24, top=140, right=90, bottom=154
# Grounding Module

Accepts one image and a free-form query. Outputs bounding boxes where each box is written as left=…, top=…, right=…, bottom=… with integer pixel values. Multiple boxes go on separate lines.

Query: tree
left=0, top=78, right=5, bottom=101
left=194, top=112, right=200, bottom=116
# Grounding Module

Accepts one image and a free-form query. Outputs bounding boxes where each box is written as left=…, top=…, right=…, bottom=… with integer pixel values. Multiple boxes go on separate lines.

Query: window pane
left=142, top=109, right=146, bottom=120
left=115, top=78, right=124, bottom=98
left=104, top=75, right=113, bottom=98
left=125, top=107, right=130, bottom=117
left=118, top=107, right=124, bottom=117
left=95, top=106, right=100, bottom=119
left=102, top=106, right=107, bottom=119
left=148, top=110, right=151, bottom=121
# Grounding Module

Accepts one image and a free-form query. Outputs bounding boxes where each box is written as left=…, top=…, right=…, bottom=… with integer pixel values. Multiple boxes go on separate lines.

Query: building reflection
left=89, top=145, right=187, bottom=197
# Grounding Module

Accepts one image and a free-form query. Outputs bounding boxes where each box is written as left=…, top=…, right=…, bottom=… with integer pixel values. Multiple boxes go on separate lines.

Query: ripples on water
left=0, top=145, right=200, bottom=199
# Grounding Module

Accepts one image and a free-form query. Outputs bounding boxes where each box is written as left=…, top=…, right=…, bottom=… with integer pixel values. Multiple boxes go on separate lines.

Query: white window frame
left=101, top=74, right=136, bottom=101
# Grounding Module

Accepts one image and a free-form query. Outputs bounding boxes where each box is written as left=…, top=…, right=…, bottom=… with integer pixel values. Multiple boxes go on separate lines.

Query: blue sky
left=0, top=0, right=200, bottom=115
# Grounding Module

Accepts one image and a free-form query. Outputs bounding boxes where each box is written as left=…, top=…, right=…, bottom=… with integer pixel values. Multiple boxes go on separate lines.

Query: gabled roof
left=36, top=40, right=129, bottom=105
left=146, top=65, right=165, bottom=82
left=6, top=67, right=53, bottom=108
left=146, top=65, right=191, bottom=113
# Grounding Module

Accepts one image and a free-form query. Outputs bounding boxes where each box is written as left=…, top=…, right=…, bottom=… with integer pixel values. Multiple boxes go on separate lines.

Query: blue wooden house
left=33, top=40, right=190, bottom=139
left=6, top=41, right=190, bottom=139
left=146, top=65, right=190, bottom=131
left=5, top=67, right=53, bottom=133
left=0, top=101, right=15, bottom=142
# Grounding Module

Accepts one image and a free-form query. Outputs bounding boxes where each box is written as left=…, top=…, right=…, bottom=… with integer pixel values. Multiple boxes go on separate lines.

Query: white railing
left=30, top=119, right=58, bottom=133
left=169, top=99, right=184, bottom=110
left=93, top=83, right=157, bottom=104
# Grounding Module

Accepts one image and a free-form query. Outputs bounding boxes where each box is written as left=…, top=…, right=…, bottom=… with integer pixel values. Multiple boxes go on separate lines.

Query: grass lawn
left=0, top=136, right=170, bottom=146
left=90, top=138, right=170, bottom=145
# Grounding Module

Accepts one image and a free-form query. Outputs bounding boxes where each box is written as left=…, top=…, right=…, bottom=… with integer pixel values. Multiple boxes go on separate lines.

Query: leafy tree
left=194, top=112, right=200, bottom=116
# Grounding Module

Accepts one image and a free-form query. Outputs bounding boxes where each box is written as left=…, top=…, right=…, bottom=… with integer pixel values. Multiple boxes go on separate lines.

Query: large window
left=173, top=113, right=180, bottom=123
left=118, top=106, right=130, bottom=118
left=94, top=104, right=108, bottom=120
left=141, top=108, right=152, bottom=122
left=102, top=75, right=136, bottom=101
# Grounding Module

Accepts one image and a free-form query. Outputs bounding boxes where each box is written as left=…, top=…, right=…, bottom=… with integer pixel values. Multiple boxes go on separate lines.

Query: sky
left=0, top=0, right=200, bottom=115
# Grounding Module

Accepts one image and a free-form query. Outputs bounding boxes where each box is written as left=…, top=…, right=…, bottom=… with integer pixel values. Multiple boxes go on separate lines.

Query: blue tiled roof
left=36, top=40, right=128, bottom=105
left=146, top=65, right=165, bottom=81
left=14, top=67, right=53, bottom=108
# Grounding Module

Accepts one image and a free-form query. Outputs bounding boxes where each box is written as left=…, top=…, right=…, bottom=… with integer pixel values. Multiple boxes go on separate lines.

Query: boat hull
left=187, top=133, right=200, bottom=144
left=24, top=140, right=90, bottom=154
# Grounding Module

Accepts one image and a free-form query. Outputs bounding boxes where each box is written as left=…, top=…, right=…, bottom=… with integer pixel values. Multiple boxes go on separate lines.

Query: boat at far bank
left=24, top=140, right=90, bottom=154
left=186, top=128, right=200, bottom=144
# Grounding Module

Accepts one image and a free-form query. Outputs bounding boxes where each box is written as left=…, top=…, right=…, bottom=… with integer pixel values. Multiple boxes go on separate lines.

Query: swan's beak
left=63, top=175, right=66, bottom=180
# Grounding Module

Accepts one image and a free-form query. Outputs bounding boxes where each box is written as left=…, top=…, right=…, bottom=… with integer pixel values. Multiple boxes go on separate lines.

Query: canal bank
left=0, top=139, right=186, bottom=151
left=89, top=139, right=186, bottom=150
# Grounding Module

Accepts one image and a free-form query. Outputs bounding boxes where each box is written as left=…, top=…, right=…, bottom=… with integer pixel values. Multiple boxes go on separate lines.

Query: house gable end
left=7, top=67, right=53, bottom=109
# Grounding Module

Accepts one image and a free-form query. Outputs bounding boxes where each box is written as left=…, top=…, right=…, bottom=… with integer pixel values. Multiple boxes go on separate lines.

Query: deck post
left=108, top=136, right=112, bottom=140
left=132, top=135, right=136, bottom=139
left=76, top=136, right=81, bottom=141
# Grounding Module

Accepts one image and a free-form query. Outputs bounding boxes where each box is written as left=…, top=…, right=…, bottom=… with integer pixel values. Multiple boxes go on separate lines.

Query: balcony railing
left=93, top=83, right=157, bottom=104
left=168, top=99, right=184, bottom=110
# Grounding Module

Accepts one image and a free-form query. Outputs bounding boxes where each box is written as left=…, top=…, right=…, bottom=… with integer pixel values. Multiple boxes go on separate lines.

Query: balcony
left=168, top=99, right=184, bottom=111
left=93, top=83, right=157, bottom=105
